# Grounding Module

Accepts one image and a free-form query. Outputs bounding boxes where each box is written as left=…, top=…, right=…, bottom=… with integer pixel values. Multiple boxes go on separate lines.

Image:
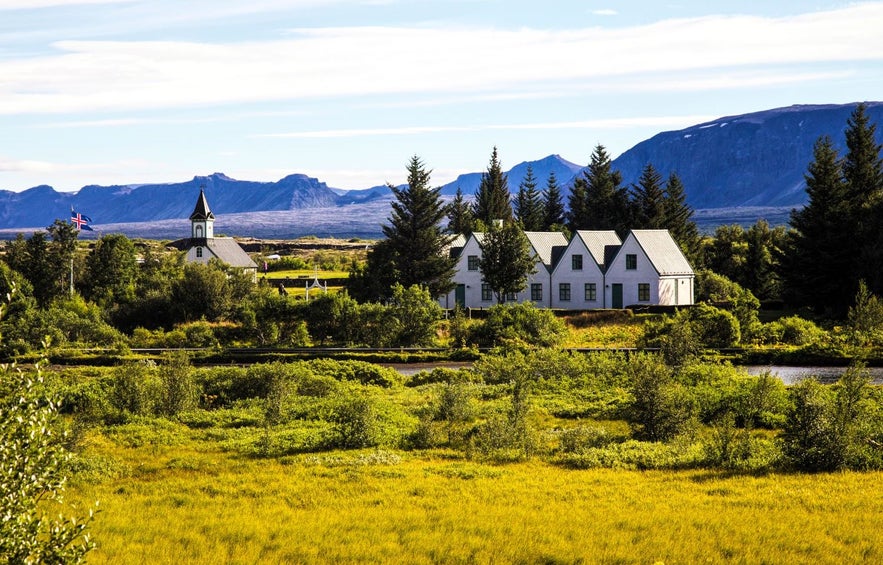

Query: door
left=455, top=284, right=466, bottom=307
left=612, top=284, right=623, bottom=309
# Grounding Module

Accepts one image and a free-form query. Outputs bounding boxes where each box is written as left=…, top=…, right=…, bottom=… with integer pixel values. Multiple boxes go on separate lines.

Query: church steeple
left=190, top=187, right=214, bottom=239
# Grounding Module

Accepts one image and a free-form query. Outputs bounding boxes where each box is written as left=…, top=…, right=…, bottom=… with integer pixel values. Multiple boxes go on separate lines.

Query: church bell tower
left=190, top=187, right=215, bottom=240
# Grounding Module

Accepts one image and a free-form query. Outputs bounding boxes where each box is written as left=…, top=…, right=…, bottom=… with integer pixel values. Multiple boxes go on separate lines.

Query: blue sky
left=2, top=0, right=882, bottom=192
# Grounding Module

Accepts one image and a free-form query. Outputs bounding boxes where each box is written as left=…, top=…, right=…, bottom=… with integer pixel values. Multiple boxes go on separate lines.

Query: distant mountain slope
left=438, top=154, right=584, bottom=196
left=0, top=172, right=339, bottom=228
left=608, top=102, right=883, bottom=208
left=1, top=102, right=881, bottom=234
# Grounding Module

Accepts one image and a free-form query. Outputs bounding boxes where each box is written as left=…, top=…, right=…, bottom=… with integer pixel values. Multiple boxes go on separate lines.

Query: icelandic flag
left=70, top=208, right=94, bottom=231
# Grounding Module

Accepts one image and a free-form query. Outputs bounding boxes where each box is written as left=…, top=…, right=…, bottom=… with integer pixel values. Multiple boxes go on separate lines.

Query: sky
left=2, top=0, right=882, bottom=193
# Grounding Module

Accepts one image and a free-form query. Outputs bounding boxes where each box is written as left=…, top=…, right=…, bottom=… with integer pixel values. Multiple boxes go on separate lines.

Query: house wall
left=604, top=236, right=658, bottom=308
left=659, top=276, right=694, bottom=306
left=439, top=237, right=491, bottom=309
left=550, top=237, right=606, bottom=309
left=185, top=245, right=217, bottom=265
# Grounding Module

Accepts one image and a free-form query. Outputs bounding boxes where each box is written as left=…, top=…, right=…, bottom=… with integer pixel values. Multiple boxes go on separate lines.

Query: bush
left=469, top=302, right=566, bottom=348
left=627, top=353, right=696, bottom=442
left=155, top=351, right=198, bottom=417
left=760, top=315, right=827, bottom=346
left=0, top=368, right=95, bottom=562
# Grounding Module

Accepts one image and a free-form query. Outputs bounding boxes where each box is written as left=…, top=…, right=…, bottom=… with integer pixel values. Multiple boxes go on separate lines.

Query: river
left=386, top=363, right=883, bottom=384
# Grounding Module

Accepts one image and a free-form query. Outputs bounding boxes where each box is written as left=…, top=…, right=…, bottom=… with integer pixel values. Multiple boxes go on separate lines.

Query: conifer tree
left=662, top=172, right=701, bottom=263
left=843, top=103, right=883, bottom=294
left=631, top=163, right=666, bottom=229
left=783, top=136, right=851, bottom=312
left=447, top=187, right=475, bottom=235
left=472, top=147, right=513, bottom=226
left=568, top=144, right=630, bottom=235
left=513, top=165, right=544, bottom=231
left=542, top=171, right=566, bottom=230
left=350, top=155, right=456, bottom=301
left=478, top=220, right=535, bottom=303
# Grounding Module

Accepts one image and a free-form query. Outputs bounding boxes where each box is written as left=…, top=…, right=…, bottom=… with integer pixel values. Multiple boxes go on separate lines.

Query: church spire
left=190, top=186, right=215, bottom=221
left=190, top=186, right=215, bottom=239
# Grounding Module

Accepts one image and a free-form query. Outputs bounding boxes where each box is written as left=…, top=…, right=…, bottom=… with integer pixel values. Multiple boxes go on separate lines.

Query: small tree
left=847, top=280, right=883, bottom=348
left=0, top=294, right=95, bottom=562
left=388, top=283, right=443, bottom=346
left=478, top=221, right=535, bottom=303
left=628, top=353, right=695, bottom=442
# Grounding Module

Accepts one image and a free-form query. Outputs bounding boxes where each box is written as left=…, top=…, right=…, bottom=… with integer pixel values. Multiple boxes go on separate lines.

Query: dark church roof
left=189, top=189, right=215, bottom=221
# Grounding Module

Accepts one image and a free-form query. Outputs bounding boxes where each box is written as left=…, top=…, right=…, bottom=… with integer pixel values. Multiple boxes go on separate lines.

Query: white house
left=519, top=231, right=568, bottom=307
left=551, top=230, right=621, bottom=309
left=603, top=229, right=694, bottom=308
left=438, top=230, right=567, bottom=309
left=438, top=227, right=695, bottom=310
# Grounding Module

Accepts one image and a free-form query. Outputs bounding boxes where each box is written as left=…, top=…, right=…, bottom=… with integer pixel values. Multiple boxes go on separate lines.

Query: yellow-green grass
left=562, top=317, right=646, bottom=349
left=69, top=432, right=883, bottom=564
left=263, top=269, right=349, bottom=280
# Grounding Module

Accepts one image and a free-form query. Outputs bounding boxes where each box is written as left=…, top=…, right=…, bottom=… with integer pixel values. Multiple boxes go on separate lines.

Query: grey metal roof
left=204, top=238, right=258, bottom=268
left=574, top=230, right=621, bottom=269
left=524, top=231, right=568, bottom=269
left=630, top=229, right=694, bottom=276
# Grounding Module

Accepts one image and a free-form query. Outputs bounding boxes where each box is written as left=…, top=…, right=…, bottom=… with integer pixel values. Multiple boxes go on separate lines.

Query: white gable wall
left=439, top=235, right=492, bottom=309
left=185, top=245, right=219, bottom=265
left=604, top=235, right=659, bottom=307
left=550, top=236, right=606, bottom=309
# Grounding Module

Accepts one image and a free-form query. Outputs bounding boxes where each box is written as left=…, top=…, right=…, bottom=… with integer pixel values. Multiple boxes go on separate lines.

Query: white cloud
left=1, top=3, right=881, bottom=115
left=592, top=9, right=618, bottom=16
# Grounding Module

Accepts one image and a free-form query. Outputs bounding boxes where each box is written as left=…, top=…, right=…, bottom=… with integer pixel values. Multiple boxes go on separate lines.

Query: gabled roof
left=447, top=233, right=467, bottom=259
left=629, top=229, right=694, bottom=276
left=573, top=230, right=621, bottom=270
left=524, top=231, right=568, bottom=270
left=189, top=189, right=215, bottom=221
left=204, top=238, right=257, bottom=269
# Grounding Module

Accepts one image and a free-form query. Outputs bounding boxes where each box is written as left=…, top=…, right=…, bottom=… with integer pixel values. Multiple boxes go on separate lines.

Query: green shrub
left=470, top=302, right=566, bottom=348
left=155, top=352, right=197, bottom=417
left=760, top=315, right=827, bottom=346
left=627, top=353, right=696, bottom=442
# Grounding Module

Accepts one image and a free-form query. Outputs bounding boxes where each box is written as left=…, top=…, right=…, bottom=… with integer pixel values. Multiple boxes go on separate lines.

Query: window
left=196, top=247, right=203, bottom=258
left=571, top=254, right=583, bottom=270
left=505, top=292, right=517, bottom=302
left=638, top=283, right=650, bottom=301
left=559, top=283, right=571, bottom=302
left=625, top=254, right=637, bottom=270
left=481, top=283, right=493, bottom=301
left=531, top=283, right=543, bottom=301
left=584, top=283, right=597, bottom=301
left=467, top=255, right=479, bottom=271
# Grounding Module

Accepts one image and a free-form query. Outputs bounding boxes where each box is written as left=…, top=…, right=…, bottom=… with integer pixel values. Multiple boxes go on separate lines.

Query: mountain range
left=1, top=101, right=881, bottom=239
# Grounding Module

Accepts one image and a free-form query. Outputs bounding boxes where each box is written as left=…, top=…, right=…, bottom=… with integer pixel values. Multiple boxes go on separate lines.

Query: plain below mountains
left=1, top=101, right=880, bottom=239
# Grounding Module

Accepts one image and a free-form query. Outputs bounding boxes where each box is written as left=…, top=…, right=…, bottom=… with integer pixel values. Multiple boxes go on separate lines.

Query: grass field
left=68, top=428, right=883, bottom=564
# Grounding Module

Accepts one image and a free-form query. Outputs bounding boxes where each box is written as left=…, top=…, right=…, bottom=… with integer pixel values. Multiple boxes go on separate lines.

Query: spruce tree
left=447, top=187, right=475, bottom=235
left=513, top=165, right=544, bottom=231
left=472, top=147, right=513, bottom=227
left=542, top=171, right=566, bottom=230
left=843, top=103, right=883, bottom=294
left=478, top=220, right=536, bottom=303
left=783, top=136, right=851, bottom=312
left=568, top=144, right=630, bottom=235
left=663, top=172, right=701, bottom=264
left=631, top=163, right=666, bottom=229
left=351, top=155, right=456, bottom=301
